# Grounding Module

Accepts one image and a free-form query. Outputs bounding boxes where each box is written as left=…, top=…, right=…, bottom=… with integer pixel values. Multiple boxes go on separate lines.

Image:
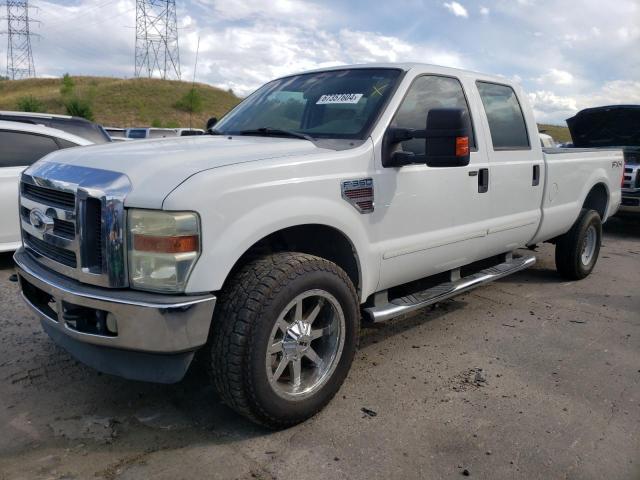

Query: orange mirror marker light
left=456, top=136, right=469, bottom=157
left=133, top=234, right=199, bottom=253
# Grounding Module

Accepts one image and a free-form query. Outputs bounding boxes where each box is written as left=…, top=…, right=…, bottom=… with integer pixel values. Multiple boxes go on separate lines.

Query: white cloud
left=5, top=0, right=638, bottom=130
left=537, top=68, right=574, bottom=86
left=191, top=0, right=324, bottom=26
left=529, top=80, right=640, bottom=123
left=186, top=24, right=465, bottom=95
left=443, top=2, right=469, bottom=18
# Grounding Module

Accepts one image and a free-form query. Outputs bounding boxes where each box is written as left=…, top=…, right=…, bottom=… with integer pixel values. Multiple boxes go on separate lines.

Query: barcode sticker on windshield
left=316, top=93, right=363, bottom=105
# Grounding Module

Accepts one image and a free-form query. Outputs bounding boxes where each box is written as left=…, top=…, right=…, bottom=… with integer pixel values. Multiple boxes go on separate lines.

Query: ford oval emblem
left=29, top=209, right=54, bottom=232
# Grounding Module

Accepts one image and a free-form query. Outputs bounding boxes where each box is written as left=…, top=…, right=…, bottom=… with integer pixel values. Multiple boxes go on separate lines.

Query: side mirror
left=424, top=108, right=471, bottom=167
left=206, top=117, right=218, bottom=131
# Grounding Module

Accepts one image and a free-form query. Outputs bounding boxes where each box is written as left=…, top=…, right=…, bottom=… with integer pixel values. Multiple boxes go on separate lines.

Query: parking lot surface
left=0, top=218, right=638, bottom=480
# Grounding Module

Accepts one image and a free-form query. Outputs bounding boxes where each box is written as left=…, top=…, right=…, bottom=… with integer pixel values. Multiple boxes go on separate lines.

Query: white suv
left=0, top=121, right=92, bottom=252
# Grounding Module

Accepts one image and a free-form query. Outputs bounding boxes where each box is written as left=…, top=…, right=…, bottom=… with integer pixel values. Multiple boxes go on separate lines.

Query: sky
left=4, top=0, right=640, bottom=124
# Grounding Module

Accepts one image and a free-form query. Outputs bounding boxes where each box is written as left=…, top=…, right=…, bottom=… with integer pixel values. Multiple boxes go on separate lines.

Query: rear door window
left=0, top=131, right=60, bottom=167
left=476, top=82, right=530, bottom=149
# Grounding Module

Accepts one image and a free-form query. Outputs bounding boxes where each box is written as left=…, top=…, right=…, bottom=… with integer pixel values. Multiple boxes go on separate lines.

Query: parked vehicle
left=0, top=121, right=92, bottom=252
left=539, top=132, right=556, bottom=148
left=0, top=111, right=111, bottom=144
left=125, top=127, right=178, bottom=139
left=176, top=128, right=205, bottom=136
left=567, top=105, right=640, bottom=215
left=104, top=127, right=126, bottom=139
left=14, top=64, right=622, bottom=428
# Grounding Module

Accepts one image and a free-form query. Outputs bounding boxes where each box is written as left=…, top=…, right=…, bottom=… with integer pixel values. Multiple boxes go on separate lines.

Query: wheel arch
left=222, top=223, right=363, bottom=298
left=581, top=182, right=609, bottom=220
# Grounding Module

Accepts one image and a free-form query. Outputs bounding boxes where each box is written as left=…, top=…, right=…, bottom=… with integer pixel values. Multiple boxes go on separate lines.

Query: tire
left=206, top=252, right=360, bottom=429
left=555, top=208, right=602, bottom=280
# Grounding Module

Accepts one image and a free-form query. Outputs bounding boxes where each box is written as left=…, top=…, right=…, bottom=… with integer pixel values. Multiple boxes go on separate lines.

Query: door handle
left=478, top=168, right=489, bottom=193
left=532, top=165, right=540, bottom=186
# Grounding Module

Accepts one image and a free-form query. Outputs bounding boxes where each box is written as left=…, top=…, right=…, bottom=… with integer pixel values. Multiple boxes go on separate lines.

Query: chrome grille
left=53, top=218, right=75, bottom=239
left=24, top=232, right=77, bottom=268
left=622, top=165, right=639, bottom=191
left=22, top=183, right=76, bottom=210
left=19, top=162, right=131, bottom=288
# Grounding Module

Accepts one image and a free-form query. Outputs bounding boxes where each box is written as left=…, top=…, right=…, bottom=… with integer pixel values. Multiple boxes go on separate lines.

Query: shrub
left=65, top=97, right=94, bottom=121
left=16, top=95, right=44, bottom=112
left=174, top=87, right=203, bottom=113
left=60, top=73, right=75, bottom=96
left=151, top=119, right=163, bottom=128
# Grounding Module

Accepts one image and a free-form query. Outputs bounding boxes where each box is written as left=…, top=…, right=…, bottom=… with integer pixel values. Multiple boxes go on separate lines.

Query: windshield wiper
left=238, top=127, right=315, bottom=142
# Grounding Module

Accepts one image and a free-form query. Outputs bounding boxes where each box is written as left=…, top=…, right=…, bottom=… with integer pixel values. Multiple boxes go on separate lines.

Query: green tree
left=174, top=87, right=203, bottom=113
left=60, top=73, right=75, bottom=96
left=65, top=97, right=94, bottom=121
left=16, top=95, right=44, bottom=112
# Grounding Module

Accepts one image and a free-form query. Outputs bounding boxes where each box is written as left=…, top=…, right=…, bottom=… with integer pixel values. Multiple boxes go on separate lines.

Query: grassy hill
left=0, top=75, right=572, bottom=141
left=538, top=123, right=571, bottom=143
left=0, top=76, right=241, bottom=129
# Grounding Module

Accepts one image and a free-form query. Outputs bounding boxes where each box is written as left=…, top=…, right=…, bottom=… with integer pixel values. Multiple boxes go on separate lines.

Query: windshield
left=214, top=68, right=402, bottom=139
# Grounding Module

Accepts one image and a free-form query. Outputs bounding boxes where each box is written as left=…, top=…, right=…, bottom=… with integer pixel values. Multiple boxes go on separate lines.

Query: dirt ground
left=0, top=217, right=638, bottom=480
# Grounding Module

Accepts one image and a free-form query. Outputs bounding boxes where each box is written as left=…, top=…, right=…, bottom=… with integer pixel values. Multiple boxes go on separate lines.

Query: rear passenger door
left=475, top=81, right=544, bottom=251
left=0, top=131, right=68, bottom=248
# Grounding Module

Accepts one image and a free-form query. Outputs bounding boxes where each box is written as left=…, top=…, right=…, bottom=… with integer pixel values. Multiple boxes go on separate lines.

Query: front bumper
left=14, top=248, right=216, bottom=383
left=619, top=190, right=640, bottom=214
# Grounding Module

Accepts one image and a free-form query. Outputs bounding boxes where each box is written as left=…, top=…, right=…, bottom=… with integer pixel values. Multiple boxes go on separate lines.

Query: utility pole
left=134, top=0, right=180, bottom=80
left=1, top=0, right=36, bottom=79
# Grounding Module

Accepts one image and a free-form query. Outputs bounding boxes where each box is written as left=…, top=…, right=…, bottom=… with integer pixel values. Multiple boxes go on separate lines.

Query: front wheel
left=207, top=252, right=360, bottom=429
left=555, top=208, right=602, bottom=280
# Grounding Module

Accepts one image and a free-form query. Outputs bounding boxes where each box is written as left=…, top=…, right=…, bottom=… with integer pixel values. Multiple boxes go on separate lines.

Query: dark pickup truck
left=567, top=105, right=640, bottom=215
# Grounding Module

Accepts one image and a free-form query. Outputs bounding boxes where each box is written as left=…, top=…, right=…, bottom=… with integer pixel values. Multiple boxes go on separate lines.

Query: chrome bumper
left=14, top=248, right=216, bottom=355
left=619, top=191, right=640, bottom=214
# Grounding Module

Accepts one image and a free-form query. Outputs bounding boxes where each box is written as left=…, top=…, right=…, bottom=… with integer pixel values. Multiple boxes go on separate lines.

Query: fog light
left=106, top=313, right=118, bottom=334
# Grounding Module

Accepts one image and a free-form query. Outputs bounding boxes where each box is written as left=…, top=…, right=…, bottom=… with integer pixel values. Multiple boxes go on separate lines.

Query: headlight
left=127, top=209, right=200, bottom=292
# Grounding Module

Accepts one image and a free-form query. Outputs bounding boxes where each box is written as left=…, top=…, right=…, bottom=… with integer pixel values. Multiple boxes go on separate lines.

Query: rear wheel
left=207, top=252, right=359, bottom=429
left=555, top=208, right=602, bottom=280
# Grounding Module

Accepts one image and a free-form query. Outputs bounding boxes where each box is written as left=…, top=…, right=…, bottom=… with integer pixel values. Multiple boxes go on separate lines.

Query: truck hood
left=39, top=135, right=328, bottom=207
left=567, top=105, right=640, bottom=148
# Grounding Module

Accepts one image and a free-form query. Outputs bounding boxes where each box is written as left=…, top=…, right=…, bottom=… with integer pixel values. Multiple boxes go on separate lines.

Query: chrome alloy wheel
left=581, top=225, right=597, bottom=266
left=265, top=289, right=345, bottom=400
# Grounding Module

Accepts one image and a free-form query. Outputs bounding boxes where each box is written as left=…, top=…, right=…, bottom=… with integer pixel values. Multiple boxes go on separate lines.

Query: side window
left=476, top=82, right=530, bottom=149
left=0, top=131, right=60, bottom=167
left=391, top=75, right=475, bottom=156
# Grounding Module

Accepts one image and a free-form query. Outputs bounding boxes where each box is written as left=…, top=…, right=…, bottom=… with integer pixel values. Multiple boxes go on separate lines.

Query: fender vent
left=342, top=178, right=374, bottom=214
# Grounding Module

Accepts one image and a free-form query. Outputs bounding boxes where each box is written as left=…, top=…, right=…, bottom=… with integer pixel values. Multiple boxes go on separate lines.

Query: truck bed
left=531, top=147, right=623, bottom=244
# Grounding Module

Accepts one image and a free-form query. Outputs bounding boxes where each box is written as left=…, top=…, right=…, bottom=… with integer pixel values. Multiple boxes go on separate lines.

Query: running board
left=364, top=255, right=536, bottom=323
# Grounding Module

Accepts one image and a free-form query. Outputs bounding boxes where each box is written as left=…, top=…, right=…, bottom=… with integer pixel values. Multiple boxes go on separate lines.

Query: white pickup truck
left=14, top=63, right=622, bottom=428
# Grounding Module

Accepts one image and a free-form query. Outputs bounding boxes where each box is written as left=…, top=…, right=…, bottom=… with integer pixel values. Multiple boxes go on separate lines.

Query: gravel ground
left=0, top=217, right=638, bottom=480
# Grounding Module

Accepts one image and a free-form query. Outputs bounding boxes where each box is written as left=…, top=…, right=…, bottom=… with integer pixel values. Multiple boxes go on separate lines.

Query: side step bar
left=364, top=255, right=536, bottom=323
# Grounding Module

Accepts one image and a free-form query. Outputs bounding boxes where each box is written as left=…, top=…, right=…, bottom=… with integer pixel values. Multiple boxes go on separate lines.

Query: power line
left=134, top=0, right=180, bottom=80
left=1, top=0, right=37, bottom=79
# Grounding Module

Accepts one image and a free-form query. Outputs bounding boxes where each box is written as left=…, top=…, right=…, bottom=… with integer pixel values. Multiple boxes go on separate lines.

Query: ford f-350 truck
left=14, top=64, right=622, bottom=428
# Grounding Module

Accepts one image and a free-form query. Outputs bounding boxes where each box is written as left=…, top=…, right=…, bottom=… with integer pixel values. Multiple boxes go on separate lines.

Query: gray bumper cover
left=14, top=248, right=216, bottom=383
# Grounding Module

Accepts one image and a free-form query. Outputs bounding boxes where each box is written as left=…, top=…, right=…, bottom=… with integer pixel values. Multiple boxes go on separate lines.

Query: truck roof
left=284, top=62, right=508, bottom=84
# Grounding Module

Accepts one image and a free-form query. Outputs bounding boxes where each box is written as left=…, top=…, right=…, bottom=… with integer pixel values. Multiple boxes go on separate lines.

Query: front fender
left=161, top=147, right=378, bottom=301
left=186, top=196, right=376, bottom=300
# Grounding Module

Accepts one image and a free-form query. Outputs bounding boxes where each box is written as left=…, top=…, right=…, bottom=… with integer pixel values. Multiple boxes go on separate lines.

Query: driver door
left=372, top=74, right=493, bottom=290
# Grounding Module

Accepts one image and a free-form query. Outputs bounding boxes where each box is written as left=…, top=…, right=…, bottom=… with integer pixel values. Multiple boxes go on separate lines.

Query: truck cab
left=14, top=63, right=622, bottom=428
